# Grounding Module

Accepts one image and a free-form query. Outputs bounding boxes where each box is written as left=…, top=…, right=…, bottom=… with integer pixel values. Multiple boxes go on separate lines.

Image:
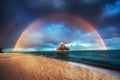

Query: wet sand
left=0, top=53, right=119, bottom=80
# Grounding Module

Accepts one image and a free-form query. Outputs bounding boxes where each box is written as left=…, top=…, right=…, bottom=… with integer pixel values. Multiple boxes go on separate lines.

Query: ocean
left=23, top=50, right=120, bottom=71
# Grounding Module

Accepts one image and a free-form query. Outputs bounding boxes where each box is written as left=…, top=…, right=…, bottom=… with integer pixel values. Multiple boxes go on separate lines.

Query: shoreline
left=0, top=53, right=119, bottom=80
left=68, top=61, right=120, bottom=78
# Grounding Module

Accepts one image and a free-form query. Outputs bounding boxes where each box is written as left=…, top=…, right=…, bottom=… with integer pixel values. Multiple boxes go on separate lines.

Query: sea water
left=25, top=50, right=120, bottom=70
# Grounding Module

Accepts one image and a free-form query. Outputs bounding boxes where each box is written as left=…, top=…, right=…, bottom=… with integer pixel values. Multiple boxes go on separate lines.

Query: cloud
left=102, top=0, right=120, bottom=17
left=98, top=0, right=120, bottom=27
left=65, top=41, right=93, bottom=50
left=105, top=37, right=120, bottom=49
left=80, top=0, right=100, bottom=4
left=98, top=26, right=120, bottom=39
left=52, top=0, right=66, bottom=9
left=0, top=0, right=120, bottom=50
left=17, top=21, right=107, bottom=50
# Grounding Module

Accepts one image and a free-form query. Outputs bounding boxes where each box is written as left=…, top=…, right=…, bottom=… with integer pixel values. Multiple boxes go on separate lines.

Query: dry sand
left=0, top=53, right=119, bottom=80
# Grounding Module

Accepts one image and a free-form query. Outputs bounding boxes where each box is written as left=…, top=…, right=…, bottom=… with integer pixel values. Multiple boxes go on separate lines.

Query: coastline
left=0, top=53, right=119, bottom=80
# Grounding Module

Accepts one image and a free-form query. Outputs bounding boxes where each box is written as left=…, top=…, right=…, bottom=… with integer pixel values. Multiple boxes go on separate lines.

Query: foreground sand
left=0, top=53, right=119, bottom=80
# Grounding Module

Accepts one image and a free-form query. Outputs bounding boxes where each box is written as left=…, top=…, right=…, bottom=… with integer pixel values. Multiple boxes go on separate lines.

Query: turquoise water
left=25, top=50, right=120, bottom=70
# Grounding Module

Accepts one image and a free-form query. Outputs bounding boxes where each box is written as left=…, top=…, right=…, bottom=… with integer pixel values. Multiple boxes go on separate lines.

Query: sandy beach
left=0, top=53, right=119, bottom=80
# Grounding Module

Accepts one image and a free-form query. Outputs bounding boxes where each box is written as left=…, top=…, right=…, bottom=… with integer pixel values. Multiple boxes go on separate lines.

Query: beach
left=0, top=53, right=119, bottom=80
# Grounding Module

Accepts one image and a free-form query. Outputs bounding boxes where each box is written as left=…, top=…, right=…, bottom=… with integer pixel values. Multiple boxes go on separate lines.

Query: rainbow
left=14, top=14, right=107, bottom=50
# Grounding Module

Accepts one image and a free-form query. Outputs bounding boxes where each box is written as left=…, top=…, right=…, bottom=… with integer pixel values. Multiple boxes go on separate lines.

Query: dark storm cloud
left=1, top=0, right=119, bottom=24
left=0, top=0, right=120, bottom=49
left=98, top=0, right=120, bottom=26
left=95, top=0, right=120, bottom=41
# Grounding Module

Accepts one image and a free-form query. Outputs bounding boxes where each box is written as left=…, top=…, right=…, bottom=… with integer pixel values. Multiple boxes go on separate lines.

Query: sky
left=0, top=0, right=120, bottom=51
